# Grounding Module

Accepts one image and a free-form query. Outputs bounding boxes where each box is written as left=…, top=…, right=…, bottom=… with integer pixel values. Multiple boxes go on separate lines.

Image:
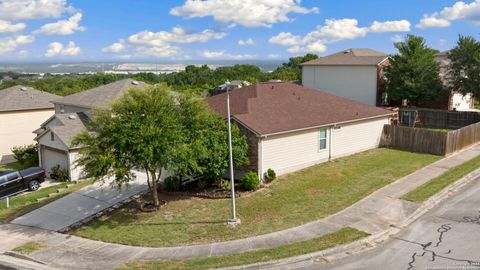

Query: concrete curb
left=3, top=251, right=47, bottom=265
left=221, top=167, right=480, bottom=270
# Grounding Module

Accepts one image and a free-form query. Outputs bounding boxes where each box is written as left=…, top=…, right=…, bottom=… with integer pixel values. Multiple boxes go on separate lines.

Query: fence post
left=6, top=196, right=9, bottom=209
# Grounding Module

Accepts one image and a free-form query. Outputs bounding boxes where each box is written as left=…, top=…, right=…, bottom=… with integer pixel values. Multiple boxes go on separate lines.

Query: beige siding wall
left=302, top=65, right=378, bottom=106
left=261, top=128, right=330, bottom=177
left=260, top=116, right=389, bottom=177
left=330, top=117, right=389, bottom=159
left=69, top=151, right=83, bottom=181
left=0, top=109, right=54, bottom=164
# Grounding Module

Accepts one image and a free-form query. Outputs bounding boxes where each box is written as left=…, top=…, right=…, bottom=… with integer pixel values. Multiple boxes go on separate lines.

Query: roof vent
left=20, top=87, right=27, bottom=91
left=68, top=115, right=77, bottom=120
left=344, top=49, right=352, bottom=54
left=131, top=80, right=140, bottom=85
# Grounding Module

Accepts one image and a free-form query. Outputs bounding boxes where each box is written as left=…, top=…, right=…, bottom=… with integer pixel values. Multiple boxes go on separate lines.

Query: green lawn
left=402, top=154, right=480, bottom=202
left=118, top=227, right=369, bottom=270
left=0, top=180, right=93, bottom=223
left=74, top=148, right=440, bottom=247
left=12, top=241, right=45, bottom=255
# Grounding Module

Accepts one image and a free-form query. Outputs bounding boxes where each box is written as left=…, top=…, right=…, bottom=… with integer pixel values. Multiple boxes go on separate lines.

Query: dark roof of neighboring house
left=0, top=85, right=59, bottom=112
left=54, top=79, right=149, bottom=108
left=207, top=82, right=392, bottom=136
left=35, top=112, right=89, bottom=149
left=301, top=48, right=389, bottom=66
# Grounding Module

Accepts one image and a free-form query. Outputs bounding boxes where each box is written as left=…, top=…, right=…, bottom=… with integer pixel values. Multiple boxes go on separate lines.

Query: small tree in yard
left=73, top=85, right=248, bottom=207
left=384, top=35, right=445, bottom=105
left=448, top=36, right=480, bottom=97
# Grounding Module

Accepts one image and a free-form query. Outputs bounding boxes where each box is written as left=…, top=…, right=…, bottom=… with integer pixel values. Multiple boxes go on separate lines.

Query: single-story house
left=0, top=85, right=59, bottom=164
left=301, top=48, right=390, bottom=107
left=208, top=82, right=393, bottom=178
left=34, top=79, right=148, bottom=180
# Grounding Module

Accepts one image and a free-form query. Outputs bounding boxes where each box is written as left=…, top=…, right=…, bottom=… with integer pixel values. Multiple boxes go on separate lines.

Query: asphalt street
left=303, top=177, right=480, bottom=270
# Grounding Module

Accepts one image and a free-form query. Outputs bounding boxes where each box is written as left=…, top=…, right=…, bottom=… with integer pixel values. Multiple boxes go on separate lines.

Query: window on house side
left=51, top=132, right=54, bottom=141
left=59, top=104, right=65, bottom=113
left=319, top=128, right=327, bottom=150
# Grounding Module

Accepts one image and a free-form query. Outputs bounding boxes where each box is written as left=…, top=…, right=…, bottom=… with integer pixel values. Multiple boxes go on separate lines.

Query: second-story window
left=59, top=104, right=65, bottom=113
left=51, top=132, right=54, bottom=141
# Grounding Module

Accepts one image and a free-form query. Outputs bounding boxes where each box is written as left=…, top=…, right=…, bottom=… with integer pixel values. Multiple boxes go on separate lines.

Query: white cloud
left=416, top=0, right=480, bottom=28
left=0, top=20, right=26, bottom=33
left=268, top=32, right=302, bottom=46
left=102, top=42, right=126, bottom=53
left=34, top=13, right=85, bottom=35
left=391, top=34, right=405, bottom=43
left=268, top=54, right=281, bottom=59
left=45, top=41, right=81, bottom=57
left=270, top=18, right=411, bottom=54
left=104, top=27, right=227, bottom=58
left=0, top=0, right=75, bottom=21
left=170, top=0, right=319, bottom=28
left=201, top=50, right=256, bottom=59
left=238, top=38, right=255, bottom=46
left=17, top=50, right=30, bottom=57
left=0, top=35, right=34, bottom=54
left=369, top=20, right=411, bottom=32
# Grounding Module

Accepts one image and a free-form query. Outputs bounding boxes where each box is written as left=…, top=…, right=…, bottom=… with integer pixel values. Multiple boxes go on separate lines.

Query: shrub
left=50, top=165, right=70, bottom=182
left=164, top=176, right=180, bottom=191
left=197, top=179, right=206, bottom=190
left=219, top=179, right=231, bottom=191
left=11, top=144, right=38, bottom=167
left=264, top=168, right=277, bottom=182
left=241, top=171, right=259, bottom=191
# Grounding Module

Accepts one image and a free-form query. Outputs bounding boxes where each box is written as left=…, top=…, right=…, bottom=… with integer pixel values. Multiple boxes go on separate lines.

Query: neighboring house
left=432, top=50, right=474, bottom=111
left=208, top=82, right=392, bottom=178
left=211, top=80, right=252, bottom=96
left=301, top=48, right=390, bottom=107
left=34, top=79, right=148, bottom=180
left=0, top=86, right=59, bottom=164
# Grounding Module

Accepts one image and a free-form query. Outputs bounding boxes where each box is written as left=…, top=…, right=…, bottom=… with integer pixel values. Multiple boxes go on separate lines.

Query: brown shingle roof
left=301, top=48, right=388, bottom=66
left=35, top=112, right=88, bottom=149
left=207, top=82, right=391, bottom=136
left=54, top=79, right=149, bottom=108
left=0, top=85, right=60, bottom=112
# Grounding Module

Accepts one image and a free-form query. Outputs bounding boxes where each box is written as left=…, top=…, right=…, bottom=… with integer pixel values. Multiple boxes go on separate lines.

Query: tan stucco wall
left=0, top=109, right=54, bottom=164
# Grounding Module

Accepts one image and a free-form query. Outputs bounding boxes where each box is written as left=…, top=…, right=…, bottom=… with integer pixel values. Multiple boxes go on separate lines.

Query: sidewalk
left=2, top=144, right=480, bottom=270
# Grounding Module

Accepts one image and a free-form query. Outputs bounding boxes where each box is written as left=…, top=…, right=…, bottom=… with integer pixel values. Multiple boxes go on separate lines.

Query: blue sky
left=0, top=0, right=479, bottom=62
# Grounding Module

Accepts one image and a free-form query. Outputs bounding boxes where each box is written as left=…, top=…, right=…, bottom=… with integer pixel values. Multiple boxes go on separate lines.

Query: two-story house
left=34, top=79, right=148, bottom=180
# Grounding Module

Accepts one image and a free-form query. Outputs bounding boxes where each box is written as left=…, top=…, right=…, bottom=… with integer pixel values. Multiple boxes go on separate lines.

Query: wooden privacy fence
left=382, top=123, right=480, bottom=156
left=399, top=108, right=480, bottom=129
left=381, top=125, right=447, bottom=156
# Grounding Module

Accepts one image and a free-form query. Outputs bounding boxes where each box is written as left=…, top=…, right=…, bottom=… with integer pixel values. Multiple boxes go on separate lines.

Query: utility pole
left=226, top=83, right=240, bottom=225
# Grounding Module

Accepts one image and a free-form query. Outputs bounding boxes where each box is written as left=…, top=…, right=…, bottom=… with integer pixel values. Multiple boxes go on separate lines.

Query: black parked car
left=0, top=167, right=46, bottom=199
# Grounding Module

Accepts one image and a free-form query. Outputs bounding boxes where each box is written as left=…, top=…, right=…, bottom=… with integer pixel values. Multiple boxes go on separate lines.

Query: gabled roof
left=53, top=79, right=149, bottom=108
left=35, top=112, right=88, bottom=149
left=207, top=82, right=392, bottom=136
left=301, top=48, right=389, bottom=66
left=0, top=85, right=60, bottom=112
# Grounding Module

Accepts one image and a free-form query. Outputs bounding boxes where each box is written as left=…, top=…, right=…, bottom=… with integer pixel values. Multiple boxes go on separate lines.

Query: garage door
left=42, top=148, right=69, bottom=176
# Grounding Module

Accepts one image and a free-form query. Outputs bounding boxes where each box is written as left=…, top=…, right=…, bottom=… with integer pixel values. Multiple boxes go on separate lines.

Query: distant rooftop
left=301, top=48, right=389, bottom=66
left=0, top=85, right=59, bottom=112
left=54, top=79, right=149, bottom=109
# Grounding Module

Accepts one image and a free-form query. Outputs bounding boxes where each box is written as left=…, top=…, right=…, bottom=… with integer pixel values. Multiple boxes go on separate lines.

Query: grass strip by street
left=402, top=154, right=480, bottom=203
left=11, top=241, right=46, bottom=255
left=118, top=227, right=369, bottom=270
left=75, top=149, right=440, bottom=247
left=0, top=180, right=93, bottom=223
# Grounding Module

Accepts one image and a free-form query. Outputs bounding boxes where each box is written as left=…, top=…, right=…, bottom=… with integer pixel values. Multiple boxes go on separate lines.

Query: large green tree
left=448, top=35, right=480, bottom=97
left=384, top=35, right=444, bottom=104
left=73, top=85, right=248, bottom=207
left=269, top=53, right=318, bottom=81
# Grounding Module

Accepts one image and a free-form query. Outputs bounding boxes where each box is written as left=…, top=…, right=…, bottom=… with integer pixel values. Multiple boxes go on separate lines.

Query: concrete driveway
left=10, top=172, right=148, bottom=231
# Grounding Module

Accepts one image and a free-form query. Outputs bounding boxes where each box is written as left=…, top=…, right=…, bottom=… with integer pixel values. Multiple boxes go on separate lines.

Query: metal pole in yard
left=226, top=86, right=240, bottom=225
left=6, top=196, right=9, bottom=209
